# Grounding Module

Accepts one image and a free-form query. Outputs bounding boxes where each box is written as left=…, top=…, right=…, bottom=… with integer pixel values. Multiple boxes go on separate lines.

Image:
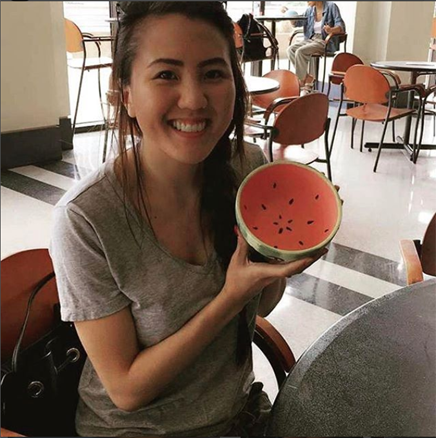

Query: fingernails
left=234, top=225, right=239, bottom=236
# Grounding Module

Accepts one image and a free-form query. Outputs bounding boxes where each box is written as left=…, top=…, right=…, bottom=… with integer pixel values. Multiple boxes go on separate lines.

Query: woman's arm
left=75, top=286, right=245, bottom=412
left=257, top=278, right=286, bottom=317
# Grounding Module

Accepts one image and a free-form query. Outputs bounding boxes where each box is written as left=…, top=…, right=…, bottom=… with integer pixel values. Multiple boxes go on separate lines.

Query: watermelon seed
left=253, top=227, right=258, bottom=230
left=307, top=220, right=314, bottom=225
left=288, top=219, right=293, bottom=224
left=273, top=222, right=279, bottom=225
left=289, top=198, right=294, bottom=205
left=273, top=182, right=277, bottom=189
left=244, top=205, right=247, bottom=210
left=279, top=214, right=282, bottom=219
left=278, top=228, right=283, bottom=234
left=286, top=227, right=292, bottom=232
left=299, top=241, right=304, bottom=246
left=315, top=195, right=320, bottom=200
left=274, top=245, right=278, bottom=249
left=324, top=229, right=329, bottom=233
left=261, top=204, right=267, bottom=210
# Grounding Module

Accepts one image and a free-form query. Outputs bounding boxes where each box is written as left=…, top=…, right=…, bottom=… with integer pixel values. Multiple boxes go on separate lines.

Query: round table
left=267, top=278, right=436, bottom=436
left=244, top=76, right=280, bottom=95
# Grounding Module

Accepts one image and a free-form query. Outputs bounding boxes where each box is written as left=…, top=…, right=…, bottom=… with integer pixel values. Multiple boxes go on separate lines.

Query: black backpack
left=237, top=13, right=279, bottom=64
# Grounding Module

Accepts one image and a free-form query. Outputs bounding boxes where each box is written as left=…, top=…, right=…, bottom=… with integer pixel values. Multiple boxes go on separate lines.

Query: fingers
left=253, top=247, right=328, bottom=279
left=233, top=226, right=249, bottom=264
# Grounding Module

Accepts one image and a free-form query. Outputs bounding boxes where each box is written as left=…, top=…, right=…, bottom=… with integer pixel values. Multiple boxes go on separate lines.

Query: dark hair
left=111, top=1, right=248, bottom=271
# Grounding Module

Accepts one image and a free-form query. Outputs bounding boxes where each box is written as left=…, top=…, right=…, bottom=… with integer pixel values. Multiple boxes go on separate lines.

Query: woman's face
left=124, top=14, right=236, bottom=167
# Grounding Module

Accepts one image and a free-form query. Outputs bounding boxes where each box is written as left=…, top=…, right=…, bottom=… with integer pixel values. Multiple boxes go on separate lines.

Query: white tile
left=305, top=259, right=401, bottom=298
left=10, top=166, right=76, bottom=191
left=1, top=187, right=54, bottom=259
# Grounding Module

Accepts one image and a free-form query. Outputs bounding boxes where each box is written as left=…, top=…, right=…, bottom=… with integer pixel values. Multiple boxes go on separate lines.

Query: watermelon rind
left=235, top=160, right=343, bottom=262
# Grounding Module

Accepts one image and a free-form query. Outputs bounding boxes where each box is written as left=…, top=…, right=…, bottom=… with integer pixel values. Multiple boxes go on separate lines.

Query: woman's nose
left=178, top=79, right=208, bottom=110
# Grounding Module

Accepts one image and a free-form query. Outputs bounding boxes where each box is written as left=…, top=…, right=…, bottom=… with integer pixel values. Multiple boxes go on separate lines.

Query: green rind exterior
left=235, top=160, right=343, bottom=262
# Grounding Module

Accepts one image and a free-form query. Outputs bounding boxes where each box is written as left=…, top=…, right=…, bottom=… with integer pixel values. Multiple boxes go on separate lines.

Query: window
left=264, top=1, right=307, bottom=16
left=63, top=1, right=111, bottom=35
left=226, top=1, right=259, bottom=21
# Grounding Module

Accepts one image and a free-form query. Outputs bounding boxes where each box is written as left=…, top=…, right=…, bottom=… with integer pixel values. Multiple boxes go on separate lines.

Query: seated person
left=287, top=1, right=345, bottom=90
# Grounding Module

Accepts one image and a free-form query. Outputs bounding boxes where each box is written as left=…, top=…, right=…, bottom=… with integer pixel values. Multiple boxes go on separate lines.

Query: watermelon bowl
left=236, top=161, right=342, bottom=262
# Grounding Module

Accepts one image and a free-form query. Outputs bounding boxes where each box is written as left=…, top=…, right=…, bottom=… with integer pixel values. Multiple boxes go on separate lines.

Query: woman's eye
left=205, top=70, right=225, bottom=80
left=156, top=71, right=177, bottom=80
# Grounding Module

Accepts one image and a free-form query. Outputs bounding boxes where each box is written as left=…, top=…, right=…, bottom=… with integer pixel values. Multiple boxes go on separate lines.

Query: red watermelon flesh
left=239, top=164, right=339, bottom=251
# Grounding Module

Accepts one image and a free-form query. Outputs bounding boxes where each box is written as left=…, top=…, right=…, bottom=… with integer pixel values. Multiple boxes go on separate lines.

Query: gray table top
left=267, top=278, right=436, bottom=437
left=371, top=60, right=436, bottom=73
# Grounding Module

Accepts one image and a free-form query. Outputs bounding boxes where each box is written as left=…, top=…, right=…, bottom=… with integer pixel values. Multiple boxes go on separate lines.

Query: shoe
left=300, top=83, right=313, bottom=96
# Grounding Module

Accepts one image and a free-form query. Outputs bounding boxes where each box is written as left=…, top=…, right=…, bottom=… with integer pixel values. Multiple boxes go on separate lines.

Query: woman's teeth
left=171, top=120, right=207, bottom=133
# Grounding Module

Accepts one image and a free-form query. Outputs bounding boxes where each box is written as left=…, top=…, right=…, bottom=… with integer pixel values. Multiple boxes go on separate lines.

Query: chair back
left=252, top=70, right=300, bottom=110
left=273, top=93, right=329, bottom=145
left=344, top=65, right=390, bottom=104
left=421, top=213, right=436, bottom=276
left=233, top=22, right=244, bottom=50
left=330, top=52, right=363, bottom=85
left=1, top=249, right=58, bottom=361
left=64, top=18, right=84, bottom=53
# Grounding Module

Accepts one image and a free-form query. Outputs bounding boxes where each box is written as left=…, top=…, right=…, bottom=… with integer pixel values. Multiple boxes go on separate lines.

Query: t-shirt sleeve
left=50, top=204, right=131, bottom=322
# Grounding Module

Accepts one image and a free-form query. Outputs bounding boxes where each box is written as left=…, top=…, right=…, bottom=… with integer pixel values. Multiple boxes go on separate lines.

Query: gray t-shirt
left=50, top=143, right=268, bottom=437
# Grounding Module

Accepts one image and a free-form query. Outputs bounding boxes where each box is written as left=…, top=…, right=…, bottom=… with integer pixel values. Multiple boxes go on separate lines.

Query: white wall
left=353, top=1, right=433, bottom=66
left=1, top=1, right=70, bottom=133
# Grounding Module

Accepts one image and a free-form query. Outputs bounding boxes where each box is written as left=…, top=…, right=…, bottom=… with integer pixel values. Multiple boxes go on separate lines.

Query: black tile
left=1, top=170, right=65, bottom=205
left=326, top=242, right=407, bottom=287
left=286, top=272, right=373, bottom=316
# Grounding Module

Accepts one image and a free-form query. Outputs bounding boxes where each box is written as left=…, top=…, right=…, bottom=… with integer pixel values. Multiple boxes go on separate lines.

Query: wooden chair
left=64, top=18, right=112, bottom=137
left=247, top=93, right=333, bottom=181
left=400, top=213, right=436, bottom=285
left=251, top=69, right=300, bottom=119
left=343, top=65, right=423, bottom=172
left=327, top=52, right=364, bottom=152
left=1, top=249, right=296, bottom=437
left=414, top=84, right=436, bottom=163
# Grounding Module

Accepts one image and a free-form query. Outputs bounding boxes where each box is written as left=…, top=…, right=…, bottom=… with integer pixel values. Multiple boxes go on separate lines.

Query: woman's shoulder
left=55, top=160, right=120, bottom=214
left=231, top=142, right=268, bottom=182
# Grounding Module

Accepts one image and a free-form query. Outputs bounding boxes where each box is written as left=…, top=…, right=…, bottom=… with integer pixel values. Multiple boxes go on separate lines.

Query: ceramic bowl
left=236, top=161, right=342, bottom=262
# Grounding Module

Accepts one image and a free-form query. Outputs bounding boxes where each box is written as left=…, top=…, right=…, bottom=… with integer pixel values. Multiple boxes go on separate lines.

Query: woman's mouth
left=169, top=119, right=208, bottom=133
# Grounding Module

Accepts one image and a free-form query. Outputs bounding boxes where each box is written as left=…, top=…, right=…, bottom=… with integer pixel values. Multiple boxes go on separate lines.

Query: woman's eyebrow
left=147, top=57, right=228, bottom=69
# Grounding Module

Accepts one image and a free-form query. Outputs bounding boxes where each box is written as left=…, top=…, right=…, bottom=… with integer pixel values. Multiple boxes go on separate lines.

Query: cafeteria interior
left=1, top=0, right=435, bottom=424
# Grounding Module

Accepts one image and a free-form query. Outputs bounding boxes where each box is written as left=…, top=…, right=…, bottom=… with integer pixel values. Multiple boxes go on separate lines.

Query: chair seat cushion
left=68, top=57, right=112, bottom=70
left=346, top=103, right=414, bottom=122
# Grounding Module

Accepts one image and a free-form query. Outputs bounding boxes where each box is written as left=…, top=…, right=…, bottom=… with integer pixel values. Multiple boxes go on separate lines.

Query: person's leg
left=287, top=39, right=309, bottom=81
left=295, top=38, right=326, bottom=86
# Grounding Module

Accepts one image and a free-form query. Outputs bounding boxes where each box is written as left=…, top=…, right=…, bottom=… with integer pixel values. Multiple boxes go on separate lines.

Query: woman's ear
left=123, top=86, right=136, bottom=118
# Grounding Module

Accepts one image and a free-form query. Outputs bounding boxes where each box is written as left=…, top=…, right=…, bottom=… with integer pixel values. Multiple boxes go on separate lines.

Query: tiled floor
left=2, top=99, right=436, bottom=402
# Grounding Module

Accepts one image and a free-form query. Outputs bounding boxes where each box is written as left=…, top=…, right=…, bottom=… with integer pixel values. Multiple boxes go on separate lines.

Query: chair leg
left=414, top=97, right=426, bottom=164
left=330, top=88, right=343, bottom=154
left=373, top=121, right=390, bottom=172
left=351, top=117, right=356, bottom=149
left=321, top=56, right=327, bottom=93
left=326, top=80, right=332, bottom=99
left=72, top=67, right=85, bottom=137
left=324, top=118, right=332, bottom=181
left=360, top=120, right=365, bottom=152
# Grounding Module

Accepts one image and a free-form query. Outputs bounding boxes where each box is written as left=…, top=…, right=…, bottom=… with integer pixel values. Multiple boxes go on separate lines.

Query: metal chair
left=246, top=93, right=333, bottom=181
left=64, top=19, right=112, bottom=137
left=343, top=65, right=423, bottom=172
left=400, top=213, right=436, bottom=285
left=414, top=84, right=436, bottom=163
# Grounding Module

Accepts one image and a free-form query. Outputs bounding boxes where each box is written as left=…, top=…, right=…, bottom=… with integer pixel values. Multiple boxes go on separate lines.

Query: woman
left=287, top=1, right=345, bottom=90
left=50, top=2, right=326, bottom=436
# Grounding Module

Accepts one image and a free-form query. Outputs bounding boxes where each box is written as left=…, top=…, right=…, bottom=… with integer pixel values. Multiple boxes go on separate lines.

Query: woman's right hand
left=222, top=227, right=327, bottom=309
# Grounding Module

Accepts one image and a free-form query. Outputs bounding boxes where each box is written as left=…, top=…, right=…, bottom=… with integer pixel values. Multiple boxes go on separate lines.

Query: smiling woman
left=49, top=2, right=327, bottom=437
